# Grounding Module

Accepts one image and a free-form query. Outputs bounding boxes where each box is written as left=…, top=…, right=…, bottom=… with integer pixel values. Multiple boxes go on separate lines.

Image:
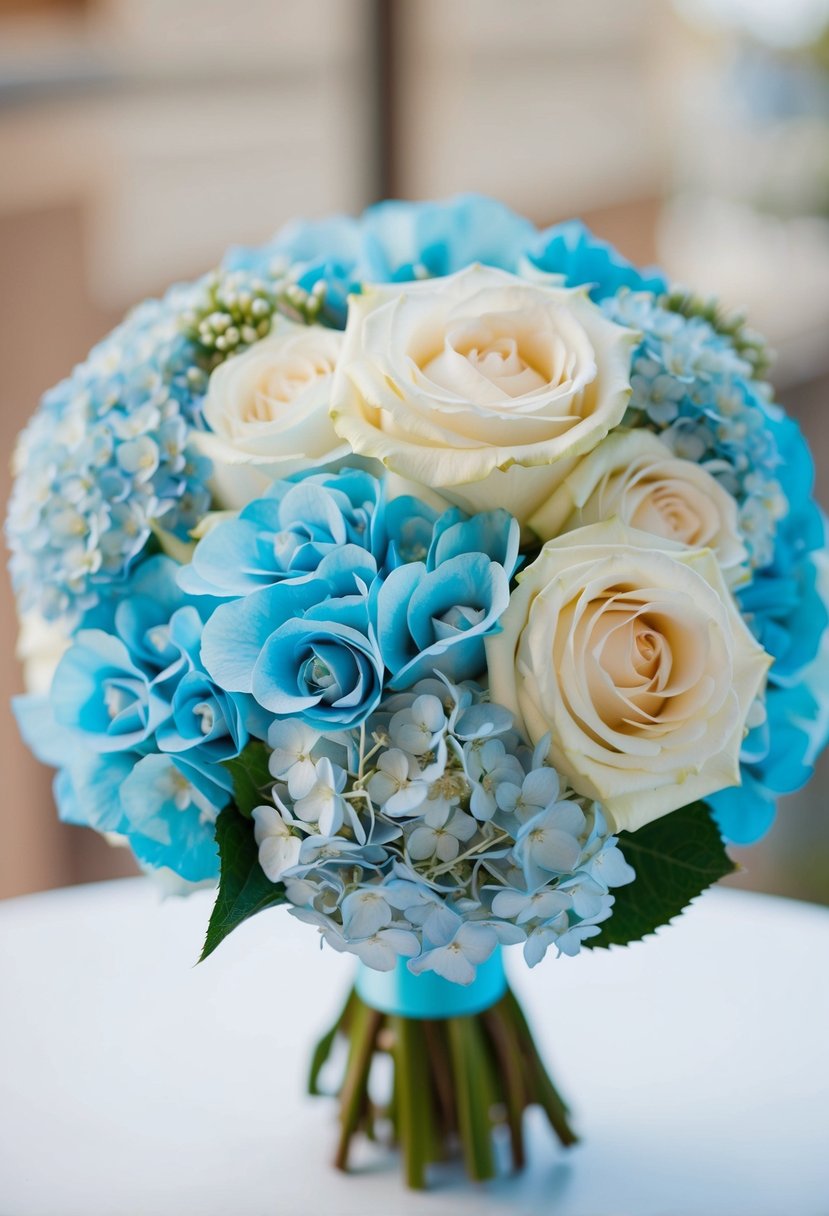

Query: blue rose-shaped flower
left=714, top=547, right=829, bottom=844
left=119, top=753, right=227, bottom=881
left=739, top=524, right=827, bottom=686
left=201, top=548, right=384, bottom=729
left=225, top=196, right=666, bottom=327
left=180, top=468, right=386, bottom=596
left=51, top=749, right=226, bottom=882
left=48, top=557, right=254, bottom=762
left=14, top=555, right=257, bottom=880
left=50, top=629, right=173, bottom=753
left=710, top=669, right=829, bottom=845
left=377, top=508, right=520, bottom=689
left=527, top=220, right=667, bottom=301
left=49, top=557, right=205, bottom=752
left=180, top=466, right=438, bottom=597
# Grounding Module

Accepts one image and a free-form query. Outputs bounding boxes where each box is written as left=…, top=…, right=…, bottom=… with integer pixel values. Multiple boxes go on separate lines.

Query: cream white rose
left=331, top=265, right=637, bottom=522
left=530, top=429, right=749, bottom=586
left=486, top=520, right=770, bottom=831
left=194, top=318, right=349, bottom=508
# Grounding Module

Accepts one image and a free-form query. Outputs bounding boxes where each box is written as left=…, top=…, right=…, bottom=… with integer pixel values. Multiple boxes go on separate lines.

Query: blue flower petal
left=120, top=753, right=224, bottom=882
left=528, top=219, right=667, bottom=300
left=201, top=579, right=326, bottom=692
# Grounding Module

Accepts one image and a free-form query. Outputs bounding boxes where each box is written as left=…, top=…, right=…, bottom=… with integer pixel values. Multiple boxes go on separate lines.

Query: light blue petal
left=376, top=562, right=425, bottom=672
left=13, top=694, right=79, bottom=769
left=190, top=515, right=282, bottom=596
left=528, top=219, right=667, bottom=300
left=428, top=508, right=520, bottom=577
left=120, top=753, right=224, bottom=881
left=55, top=751, right=136, bottom=833
left=201, top=580, right=326, bottom=692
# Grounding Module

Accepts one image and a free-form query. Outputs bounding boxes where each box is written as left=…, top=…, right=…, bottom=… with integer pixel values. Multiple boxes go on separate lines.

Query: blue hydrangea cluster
left=252, top=678, right=634, bottom=980
left=601, top=290, right=787, bottom=572
left=525, top=218, right=667, bottom=301
left=194, top=467, right=520, bottom=728
left=710, top=409, right=829, bottom=843
left=6, top=289, right=213, bottom=627
left=224, top=193, right=665, bottom=326
left=13, top=556, right=266, bottom=882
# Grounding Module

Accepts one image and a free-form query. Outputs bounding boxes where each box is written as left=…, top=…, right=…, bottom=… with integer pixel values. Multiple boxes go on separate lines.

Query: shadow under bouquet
left=9, top=196, right=829, bottom=1189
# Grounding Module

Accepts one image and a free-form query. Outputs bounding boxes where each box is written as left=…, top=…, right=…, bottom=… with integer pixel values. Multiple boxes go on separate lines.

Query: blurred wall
left=392, top=0, right=674, bottom=219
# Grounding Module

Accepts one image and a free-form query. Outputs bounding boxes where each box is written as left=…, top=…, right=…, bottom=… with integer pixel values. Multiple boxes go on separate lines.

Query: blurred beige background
left=2, top=0, right=828, bottom=903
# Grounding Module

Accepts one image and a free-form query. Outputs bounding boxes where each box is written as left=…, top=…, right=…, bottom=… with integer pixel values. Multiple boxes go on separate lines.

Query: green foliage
left=200, top=807, right=284, bottom=961
left=222, top=741, right=272, bottom=819
left=663, top=288, right=772, bottom=380
left=589, top=801, right=735, bottom=949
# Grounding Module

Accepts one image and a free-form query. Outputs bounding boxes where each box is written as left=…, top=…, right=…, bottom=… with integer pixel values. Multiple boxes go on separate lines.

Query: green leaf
left=222, top=741, right=272, bottom=818
left=200, top=806, right=284, bottom=961
left=588, top=801, right=735, bottom=949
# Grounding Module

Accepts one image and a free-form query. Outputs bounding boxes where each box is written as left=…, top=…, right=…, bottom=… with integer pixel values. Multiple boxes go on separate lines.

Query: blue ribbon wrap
left=355, top=947, right=506, bottom=1019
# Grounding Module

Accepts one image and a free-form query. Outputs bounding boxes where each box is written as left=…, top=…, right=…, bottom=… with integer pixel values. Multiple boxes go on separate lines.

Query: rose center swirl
left=244, top=354, right=336, bottom=422
left=419, top=318, right=550, bottom=401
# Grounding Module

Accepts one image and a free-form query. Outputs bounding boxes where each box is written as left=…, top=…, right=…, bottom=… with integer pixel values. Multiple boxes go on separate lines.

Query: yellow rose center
left=629, top=481, right=717, bottom=548
left=585, top=600, right=672, bottom=729
left=243, top=353, right=337, bottom=423
left=551, top=581, right=714, bottom=745
left=417, top=312, right=566, bottom=404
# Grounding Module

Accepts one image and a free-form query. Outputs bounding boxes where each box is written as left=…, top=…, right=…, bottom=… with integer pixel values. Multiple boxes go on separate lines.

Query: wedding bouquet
left=9, top=196, right=828, bottom=1188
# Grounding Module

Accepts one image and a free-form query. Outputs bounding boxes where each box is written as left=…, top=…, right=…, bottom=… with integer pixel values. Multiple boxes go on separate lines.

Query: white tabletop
left=0, top=879, right=827, bottom=1216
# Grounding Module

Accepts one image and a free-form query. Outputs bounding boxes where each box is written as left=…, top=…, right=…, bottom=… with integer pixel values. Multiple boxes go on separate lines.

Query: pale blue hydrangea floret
left=13, top=556, right=263, bottom=881
left=6, top=288, right=212, bottom=627
left=252, top=679, right=635, bottom=981
left=195, top=468, right=520, bottom=729
left=601, top=290, right=786, bottom=571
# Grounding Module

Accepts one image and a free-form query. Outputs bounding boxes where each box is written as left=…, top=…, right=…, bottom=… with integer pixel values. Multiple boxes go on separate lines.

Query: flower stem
left=447, top=1016, right=498, bottom=1181
left=427, top=827, right=512, bottom=879
left=482, top=1004, right=528, bottom=1169
left=393, top=1017, right=436, bottom=1188
left=308, top=980, right=578, bottom=1188
left=501, top=988, right=578, bottom=1148
left=333, top=1000, right=384, bottom=1171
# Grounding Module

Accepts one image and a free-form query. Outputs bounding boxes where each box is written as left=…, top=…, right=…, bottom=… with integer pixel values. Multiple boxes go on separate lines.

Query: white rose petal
left=193, top=317, right=350, bottom=508
left=530, top=428, right=749, bottom=585
left=331, top=265, right=637, bottom=522
left=486, top=520, right=771, bottom=832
